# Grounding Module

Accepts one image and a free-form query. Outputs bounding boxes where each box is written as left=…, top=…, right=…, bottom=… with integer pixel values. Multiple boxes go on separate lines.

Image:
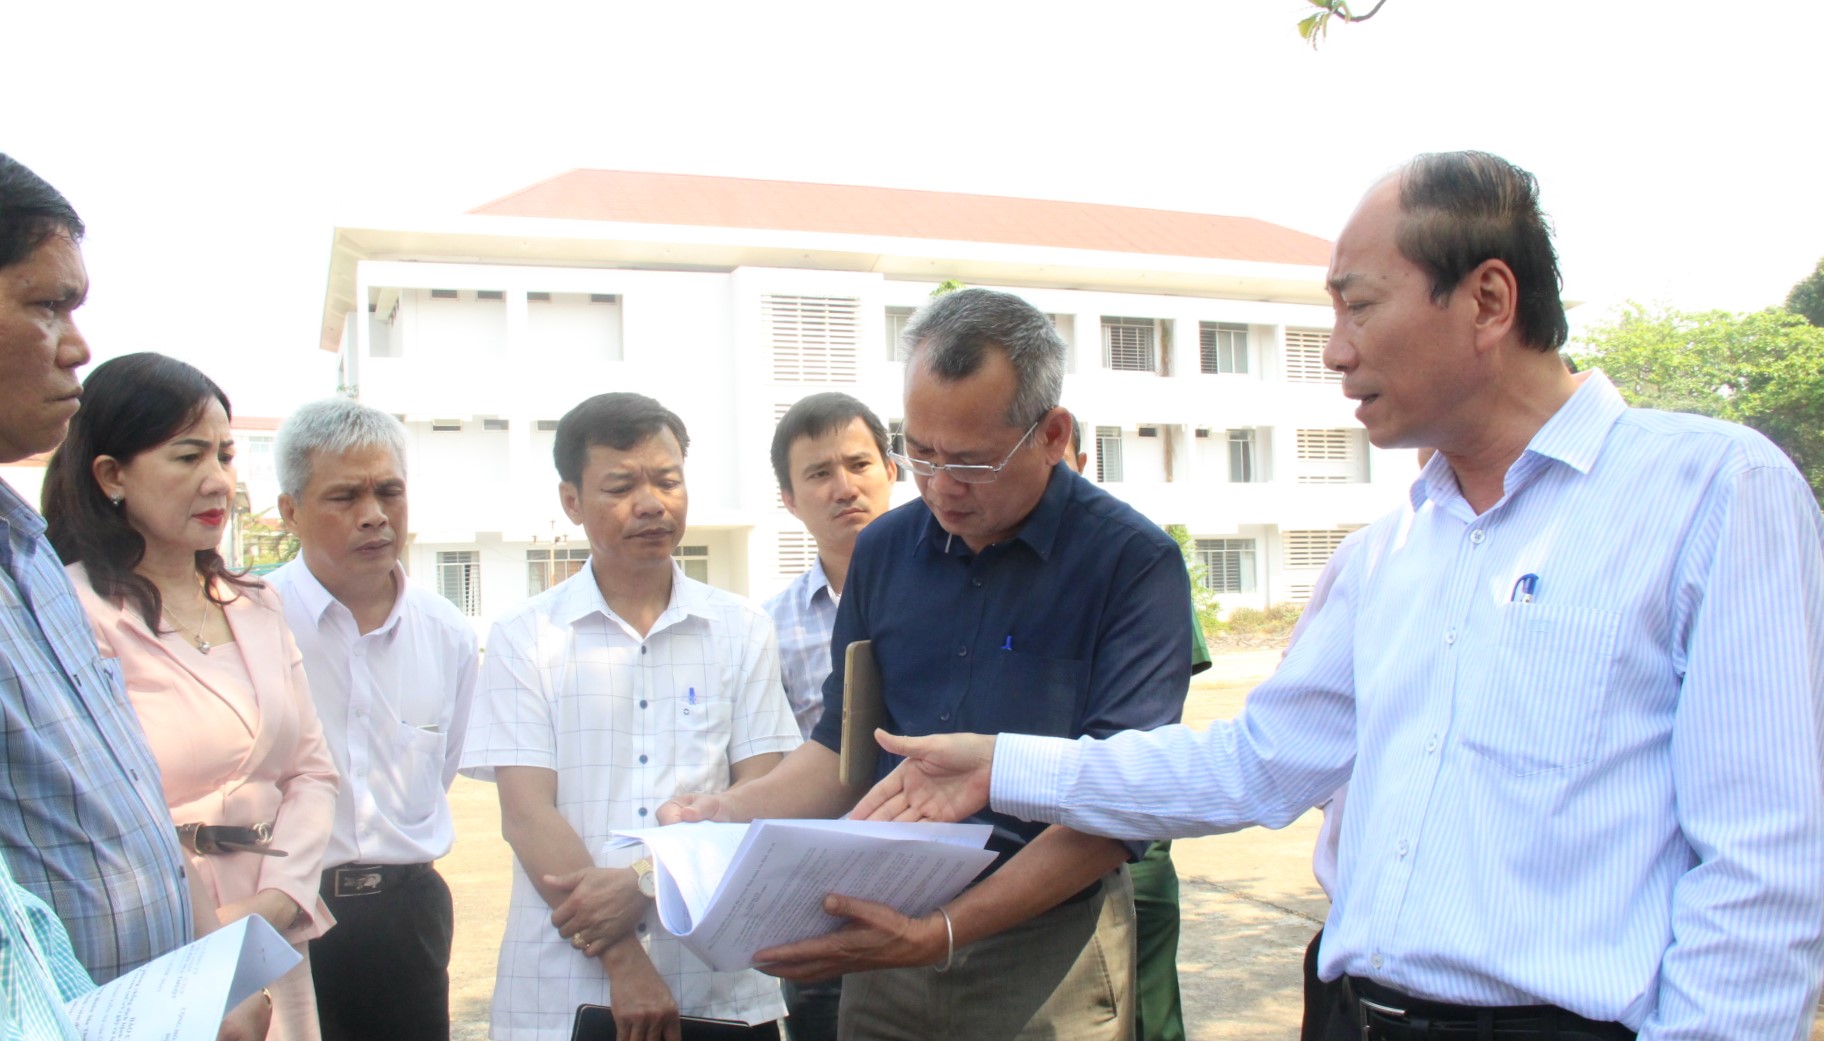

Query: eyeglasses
left=889, top=419, right=1040, bottom=485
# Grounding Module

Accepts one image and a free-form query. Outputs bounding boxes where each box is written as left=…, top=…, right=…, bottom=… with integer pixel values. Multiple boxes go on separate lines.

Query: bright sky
left=10, top=0, right=1821, bottom=417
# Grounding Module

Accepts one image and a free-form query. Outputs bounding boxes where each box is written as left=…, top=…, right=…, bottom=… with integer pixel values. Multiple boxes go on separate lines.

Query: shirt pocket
left=388, top=721, right=448, bottom=826
left=669, top=666, right=733, bottom=794
left=1458, top=602, right=1621, bottom=776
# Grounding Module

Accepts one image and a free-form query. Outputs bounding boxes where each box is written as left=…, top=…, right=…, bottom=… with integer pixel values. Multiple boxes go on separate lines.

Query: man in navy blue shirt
left=663, top=288, right=1191, bottom=1040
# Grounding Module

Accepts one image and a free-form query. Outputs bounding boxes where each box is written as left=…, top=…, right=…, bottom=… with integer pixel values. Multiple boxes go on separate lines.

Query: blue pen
left=688, top=686, right=696, bottom=705
left=1511, top=574, right=1539, bottom=603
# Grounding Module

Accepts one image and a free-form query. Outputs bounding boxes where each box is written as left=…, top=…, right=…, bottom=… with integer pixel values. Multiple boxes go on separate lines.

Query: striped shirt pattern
left=762, top=557, right=838, bottom=740
left=995, top=373, right=1824, bottom=1038
left=0, top=481, right=192, bottom=985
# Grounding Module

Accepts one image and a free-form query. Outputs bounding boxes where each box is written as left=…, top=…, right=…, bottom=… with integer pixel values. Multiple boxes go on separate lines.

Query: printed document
left=608, top=819, right=996, bottom=971
left=67, top=914, right=300, bottom=1041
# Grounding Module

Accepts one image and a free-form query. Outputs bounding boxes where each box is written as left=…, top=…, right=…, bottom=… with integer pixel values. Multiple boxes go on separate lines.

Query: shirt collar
left=281, top=557, right=410, bottom=633
left=913, top=462, right=1073, bottom=562
left=1409, top=369, right=1628, bottom=510
left=796, top=556, right=833, bottom=611
left=553, top=559, right=712, bottom=630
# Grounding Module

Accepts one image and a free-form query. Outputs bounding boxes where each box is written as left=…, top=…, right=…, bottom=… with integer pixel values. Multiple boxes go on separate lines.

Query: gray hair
left=275, top=397, right=409, bottom=497
left=900, top=288, right=1064, bottom=428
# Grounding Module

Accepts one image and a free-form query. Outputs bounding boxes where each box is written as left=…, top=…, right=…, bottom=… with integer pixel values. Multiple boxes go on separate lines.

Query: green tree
left=1164, top=523, right=1224, bottom=638
left=1573, top=303, right=1824, bottom=506
left=1297, top=0, right=1389, bottom=48
left=1786, top=256, right=1824, bottom=327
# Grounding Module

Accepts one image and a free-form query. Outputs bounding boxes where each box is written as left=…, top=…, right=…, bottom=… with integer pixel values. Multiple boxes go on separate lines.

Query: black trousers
left=309, top=865, right=454, bottom=1041
left=1302, top=928, right=1345, bottom=1041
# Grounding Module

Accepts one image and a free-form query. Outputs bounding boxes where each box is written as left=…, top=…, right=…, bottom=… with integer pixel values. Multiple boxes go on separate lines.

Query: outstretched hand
left=753, top=893, right=946, bottom=982
left=851, top=730, right=997, bottom=823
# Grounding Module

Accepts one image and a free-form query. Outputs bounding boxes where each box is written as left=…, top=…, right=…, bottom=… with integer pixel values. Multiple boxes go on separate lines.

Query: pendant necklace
left=165, top=588, right=214, bottom=654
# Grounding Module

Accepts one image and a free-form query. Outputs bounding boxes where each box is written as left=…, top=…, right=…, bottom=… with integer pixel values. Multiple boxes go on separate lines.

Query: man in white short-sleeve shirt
left=270, top=397, right=479, bottom=1041
left=461, top=392, right=800, bottom=1041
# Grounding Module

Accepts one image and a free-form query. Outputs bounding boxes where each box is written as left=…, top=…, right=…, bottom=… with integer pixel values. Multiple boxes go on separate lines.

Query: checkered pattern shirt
left=461, top=561, right=800, bottom=1040
left=761, top=557, right=838, bottom=740
left=0, top=481, right=192, bottom=984
left=0, top=853, right=91, bottom=1041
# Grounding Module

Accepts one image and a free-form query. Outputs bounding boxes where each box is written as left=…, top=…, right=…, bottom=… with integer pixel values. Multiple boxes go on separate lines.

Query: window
left=1284, top=328, right=1341, bottom=384
left=1095, top=426, right=1124, bottom=482
left=777, top=531, right=816, bottom=577
left=436, top=551, right=481, bottom=616
left=590, top=293, right=621, bottom=305
left=1283, top=529, right=1353, bottom=570
left=527, top=291, right=552, bottom=303
left=1228, top=429, right=1257, bottom=483
left=431, top=419, right=462, bottom=432
left=483, top=418, right=509, bottom=431
left=477, top=290, right=504, bottom=301
left=1195, top=538, right=1257, bottom=594
left=527, top=546, right=588, bottom=595
left=1295, top=428, right=1368, bottom=483
left=430, top=289, right=458, bottom=300
left=535, top=419, right=559, bottom=432
left=885, top=306, right=916, bottom=361
left=673, top=545, right=710, bottom=583
left=1102, top=318, right=1156, bottom=372
left=766, top=295, right=859, bottom=382
left=1200, top=322, right=1250, bottom=374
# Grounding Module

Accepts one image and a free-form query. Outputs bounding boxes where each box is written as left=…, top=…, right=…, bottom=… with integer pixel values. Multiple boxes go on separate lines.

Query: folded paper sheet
left=608, top=819, right=996, bottom=971
left=67, top=914, right=301, bottom=1041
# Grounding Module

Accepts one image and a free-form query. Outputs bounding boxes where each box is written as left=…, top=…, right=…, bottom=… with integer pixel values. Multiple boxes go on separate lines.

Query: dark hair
left=1395, top=151, right=1568, bottom=352
left=43, top=353, right=256, bottom=628
left=0, top=154, right=84, bottom=269
left=770, top=392, right=891, bottom=495
left=902, top=288, right=1064, bottom=427
left=554, top=392, right=690, bottom=485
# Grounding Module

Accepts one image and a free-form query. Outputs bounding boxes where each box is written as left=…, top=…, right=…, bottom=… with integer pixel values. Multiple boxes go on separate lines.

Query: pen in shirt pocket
left=1510, top=573, right=1539, bottom=603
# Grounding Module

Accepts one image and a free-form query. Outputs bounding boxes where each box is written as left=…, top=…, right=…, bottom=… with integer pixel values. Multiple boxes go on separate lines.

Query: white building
left=318, top=171, right=1413, bottom=638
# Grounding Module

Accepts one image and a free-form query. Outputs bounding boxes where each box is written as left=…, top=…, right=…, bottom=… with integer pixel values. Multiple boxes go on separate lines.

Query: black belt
left=1344, top=977, right=1635, bottom=1040
left=321, top=862, right=434, bottom=898
left=177, top=822, right=287, bottom=858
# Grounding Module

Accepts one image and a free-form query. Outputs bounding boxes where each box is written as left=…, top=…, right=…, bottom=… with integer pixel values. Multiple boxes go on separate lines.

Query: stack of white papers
left=607, top=819, right=996, bottom=971
left=67, top=915, right=300, bottom=1041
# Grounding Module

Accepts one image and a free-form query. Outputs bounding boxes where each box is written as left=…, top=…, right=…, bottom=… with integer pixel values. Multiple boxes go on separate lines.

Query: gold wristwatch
left=631, top=857, right=656, bottom=898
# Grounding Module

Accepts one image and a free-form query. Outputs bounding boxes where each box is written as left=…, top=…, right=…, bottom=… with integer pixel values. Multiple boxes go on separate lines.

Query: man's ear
left=1468, top=258, right=1519, bottom=352
left=1035, top=407, right=1071, bottom=465
left=559, top=482, right=585, bottom=525
left=277, top=493, right=297, bottom=530
left=780, top=487, right=801, bottom=521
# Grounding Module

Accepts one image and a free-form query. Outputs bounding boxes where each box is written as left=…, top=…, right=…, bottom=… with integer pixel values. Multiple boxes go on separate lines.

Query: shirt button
left=957, top=646, right=968, bottom=657
left=971, top=578, right=983, bottom=588
left=1470, top=529, right=1486, bottom=544
left=640, top=645, right=648, bottom=654
left=636, top=922, right=647, bottom=933
left=637, top=807, right=647, bottom=817
left=638, top=754, right=648, bottom=764
left=940, top=711, right=951, bottom=722
left=639, top=700, right=648, bottom=708
left=1371, top=953, right=1383, bottom=970
left=1397, top=839, right=1409, bottom=858
left=1445, top=629, right=1456, bottom=645
left=1425, top=737, right=1438, bottom=754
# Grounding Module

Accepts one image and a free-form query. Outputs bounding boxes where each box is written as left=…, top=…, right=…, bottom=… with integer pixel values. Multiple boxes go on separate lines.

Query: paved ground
left=441, top=648, right=1822, bottom=1039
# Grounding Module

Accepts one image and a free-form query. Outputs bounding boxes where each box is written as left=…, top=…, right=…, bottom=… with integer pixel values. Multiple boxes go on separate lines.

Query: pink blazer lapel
left=222, top=590, right=288, bottom=777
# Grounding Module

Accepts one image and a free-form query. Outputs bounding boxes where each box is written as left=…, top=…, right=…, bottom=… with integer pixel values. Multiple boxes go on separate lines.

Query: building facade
left=319, top=172, right=1413, bottom=638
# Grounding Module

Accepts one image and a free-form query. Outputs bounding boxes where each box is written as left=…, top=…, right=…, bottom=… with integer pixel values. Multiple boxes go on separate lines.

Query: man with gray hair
left=270, top=398, right=478, bottom=1041
left=663, top=288, right=1192, bottom=1040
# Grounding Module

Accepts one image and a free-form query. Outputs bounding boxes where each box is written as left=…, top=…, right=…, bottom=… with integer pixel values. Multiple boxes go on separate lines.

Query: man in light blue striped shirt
left=859, top=151, right=1824, bottom=1040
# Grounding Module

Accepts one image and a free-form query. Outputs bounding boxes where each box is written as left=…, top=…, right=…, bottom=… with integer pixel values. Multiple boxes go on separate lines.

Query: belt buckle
left=333, top=865, right=385, bottom=898
left=1358, top=997, right=1409, bottom=1041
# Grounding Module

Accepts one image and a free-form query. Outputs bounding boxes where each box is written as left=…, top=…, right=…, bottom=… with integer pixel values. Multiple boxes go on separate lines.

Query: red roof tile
left=471, top=171, right=1331, bottom=267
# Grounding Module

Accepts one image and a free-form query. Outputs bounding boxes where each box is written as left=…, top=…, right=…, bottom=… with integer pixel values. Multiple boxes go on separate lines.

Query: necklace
left=163, top=587, right=214, bottom=654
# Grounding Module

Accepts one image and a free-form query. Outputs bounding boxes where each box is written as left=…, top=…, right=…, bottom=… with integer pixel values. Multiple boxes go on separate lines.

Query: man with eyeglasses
left=663, top=287, right=1191, bottom=1040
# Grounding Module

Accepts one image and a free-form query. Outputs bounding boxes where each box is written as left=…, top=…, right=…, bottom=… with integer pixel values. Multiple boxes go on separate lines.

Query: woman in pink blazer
left=44, top=353, right=338, bottom=1041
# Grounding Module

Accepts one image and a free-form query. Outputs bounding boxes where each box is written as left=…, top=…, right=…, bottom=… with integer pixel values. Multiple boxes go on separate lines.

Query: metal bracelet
left=933, top=906, right=955, bottom=973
